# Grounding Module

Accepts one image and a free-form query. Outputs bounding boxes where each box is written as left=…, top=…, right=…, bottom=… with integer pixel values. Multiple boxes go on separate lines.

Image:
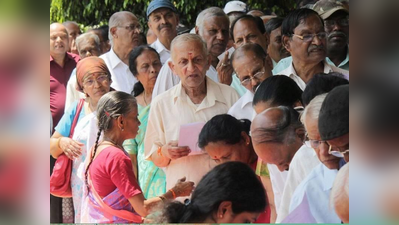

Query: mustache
left=212, top=41, right=226, bottom=47
left=328, top=31, right=348, bottom=39
left=158, top=23, right=172, bottom=31
left=308, top=44, right=325, bottom=52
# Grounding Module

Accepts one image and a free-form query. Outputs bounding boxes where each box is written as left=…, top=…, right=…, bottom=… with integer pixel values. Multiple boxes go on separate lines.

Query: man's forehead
left=151, top=8, right=174, bottom=16
left=50, top=24, right=68, bottom=35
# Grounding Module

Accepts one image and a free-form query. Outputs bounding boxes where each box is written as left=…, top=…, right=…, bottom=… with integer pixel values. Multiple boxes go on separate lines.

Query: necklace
left=100, top=140, right=123, bottom=150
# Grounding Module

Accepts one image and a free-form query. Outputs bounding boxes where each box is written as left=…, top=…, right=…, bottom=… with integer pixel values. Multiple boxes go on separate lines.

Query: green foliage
left=50, top=0, right=296, bottom=31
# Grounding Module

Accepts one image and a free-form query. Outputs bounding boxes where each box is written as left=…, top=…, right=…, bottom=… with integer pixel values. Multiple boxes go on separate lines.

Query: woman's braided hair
left=84, top=91, right=137, bottom=192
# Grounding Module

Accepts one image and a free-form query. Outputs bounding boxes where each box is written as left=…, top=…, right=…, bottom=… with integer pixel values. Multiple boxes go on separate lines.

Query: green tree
left=50, top=0, right=296, bottom=29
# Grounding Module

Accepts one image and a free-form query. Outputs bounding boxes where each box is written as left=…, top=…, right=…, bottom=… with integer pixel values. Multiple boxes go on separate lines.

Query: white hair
left=300, top=93, right=327, bottom=129
left=170, top=33, right=208, bottom=61
left=75, top=32, right=101, bottom=54
left=330, top=163, right=349, bottom=222
left=108, top=11, right=135, bottom=46
left=195, top=7, right=228, bottom=36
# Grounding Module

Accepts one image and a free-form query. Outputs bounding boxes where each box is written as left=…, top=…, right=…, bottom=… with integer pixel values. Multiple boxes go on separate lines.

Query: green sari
left=123, top=104, right=166, bottom=199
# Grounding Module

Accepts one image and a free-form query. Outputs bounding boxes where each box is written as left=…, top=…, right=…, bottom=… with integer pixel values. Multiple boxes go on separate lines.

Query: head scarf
left=76, top=56, right=111, bottom=93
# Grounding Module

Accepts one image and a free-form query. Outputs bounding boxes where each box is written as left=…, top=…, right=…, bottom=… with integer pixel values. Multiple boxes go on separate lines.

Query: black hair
left=230, top=42, right=267, bottom=66
left=230, top=15, right=266, bottom=41
left=128, top=45, right=160, bottom=97
left=160, top=161, right=266, bottom=223
left=281, top=8, right=324, bottom=37
left=84, top=91, right=137, bottom=193
left=93, top=25, right=109, bottom=42
left=198, top=114, right=251, bottom=149
left=253, top=75, right=303, bottom=107
left=264, top=17, right=284, bottom=35
left=302, top=72, right=349, bottom=106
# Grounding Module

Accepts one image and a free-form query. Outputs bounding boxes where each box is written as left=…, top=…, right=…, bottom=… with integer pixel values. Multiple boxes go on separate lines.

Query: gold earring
left=219, top=214, right=223, bottom=218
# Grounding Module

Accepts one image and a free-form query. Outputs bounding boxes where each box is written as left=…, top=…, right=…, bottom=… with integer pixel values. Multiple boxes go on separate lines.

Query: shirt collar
left=322, top=164, right=338, bottom=191
left=326, top=47, right=349, bottom=69
left=50, top=52, right=74, bottom=62
left=173, top=77, right=227, bottom=110
left=241, top=90, right=254, bottom=109
left=108, top=47, right=126, bottom=69
left=154, top=39, right=170, bottom=54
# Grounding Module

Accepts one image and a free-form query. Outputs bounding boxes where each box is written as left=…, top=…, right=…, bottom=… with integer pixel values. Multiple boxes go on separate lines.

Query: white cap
left=223, top=1, right=247, bottom=15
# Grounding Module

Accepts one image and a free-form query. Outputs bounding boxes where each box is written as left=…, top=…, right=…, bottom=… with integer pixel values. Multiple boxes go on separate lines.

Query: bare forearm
left=50, top=137, right=63, bottom=158
left=149, top=148, right=170, bottom=167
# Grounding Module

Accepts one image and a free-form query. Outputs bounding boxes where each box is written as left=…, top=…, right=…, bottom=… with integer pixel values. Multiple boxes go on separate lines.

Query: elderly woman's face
left=82, top=72, right=111, bottom=101
left=135, top=50, right=162, bottom=90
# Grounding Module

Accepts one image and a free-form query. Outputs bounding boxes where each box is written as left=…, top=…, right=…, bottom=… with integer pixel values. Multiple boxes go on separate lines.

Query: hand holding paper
left=164, top=140, right=191, bottom=160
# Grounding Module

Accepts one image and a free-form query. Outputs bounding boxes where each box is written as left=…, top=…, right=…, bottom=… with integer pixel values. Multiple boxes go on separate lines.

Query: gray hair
left=62, top=21, right=79, bottom=28
left=300, top=93, right=327, bottom=129
left=330, top=163, right=349, bottom=222
left=108, top=11, right=135, bottom=46
left=195, top=7, right=228, bottom=36
left=75, top=32, right=101, bottom=55
left=170, top=33, right=208, bottom=61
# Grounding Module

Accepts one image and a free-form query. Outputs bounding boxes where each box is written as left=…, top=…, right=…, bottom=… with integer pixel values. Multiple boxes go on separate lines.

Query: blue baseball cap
left=146, top=0, right=178, bottom=19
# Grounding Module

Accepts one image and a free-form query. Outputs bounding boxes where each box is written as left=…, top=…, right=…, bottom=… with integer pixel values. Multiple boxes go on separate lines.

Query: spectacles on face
left=118, top=24, right=142, bottom=33
left=292, top=32, right=327, bottom=42
left=328, top=144, right=349, bottom=158
left=82, top=73, right=109, bottom=87
left=304, top=133, right=327, bottom=149
left=324, top=17, right=349, bottom=29
left=238, top=70, right=266, bottom=86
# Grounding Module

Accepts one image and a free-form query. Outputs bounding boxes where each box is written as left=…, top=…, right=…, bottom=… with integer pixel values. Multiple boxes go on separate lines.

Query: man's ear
left=110, top=27, right=118, bottom=39
left=282, top=35, right=291, bottom=53
left=168, top=60, right=176, bottom=74
left=264, top=32, right=270, bottom=47
left=195, top=26, right=199, bottom=35
left=295, top=127, right=306, bottom=142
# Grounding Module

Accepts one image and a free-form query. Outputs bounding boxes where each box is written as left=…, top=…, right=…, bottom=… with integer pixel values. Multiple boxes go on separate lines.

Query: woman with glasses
left=50, top=56, right=113, bottom=222
left=122, top=46, right=167, bottom=199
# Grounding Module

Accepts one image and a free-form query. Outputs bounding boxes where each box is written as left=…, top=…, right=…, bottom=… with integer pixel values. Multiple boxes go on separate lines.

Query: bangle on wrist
left=169, top=189, right=177, bottom=199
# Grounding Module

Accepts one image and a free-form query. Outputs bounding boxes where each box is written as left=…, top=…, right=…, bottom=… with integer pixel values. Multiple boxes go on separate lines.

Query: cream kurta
left=144, top=77, right=239, bottom=196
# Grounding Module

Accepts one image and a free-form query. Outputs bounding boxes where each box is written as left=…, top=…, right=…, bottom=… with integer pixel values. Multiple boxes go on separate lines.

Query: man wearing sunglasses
left=277, top=8, right=348, bottom=90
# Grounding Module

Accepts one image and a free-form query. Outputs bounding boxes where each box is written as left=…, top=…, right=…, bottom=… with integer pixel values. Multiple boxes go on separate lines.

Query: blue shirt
left=289, top=163, right=341, bottom=223
left=55, top=100, right=86, bottom=137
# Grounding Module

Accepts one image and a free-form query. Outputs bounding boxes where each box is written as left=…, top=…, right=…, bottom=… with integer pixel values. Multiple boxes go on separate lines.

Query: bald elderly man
left=331, top=163, right=349, bottom=223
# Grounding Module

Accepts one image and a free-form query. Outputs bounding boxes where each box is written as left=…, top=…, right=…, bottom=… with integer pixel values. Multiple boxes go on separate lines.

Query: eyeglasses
left=118, top=24, right=142, bottom=32
left=292, top=32, right=327, bottom=42
left=324, top=18, right=349, bottom=28
left=304, top=133, right=327, bottom=149
left=82, top=73, right=109, bottom=87
left=238, top=71, right=266, bottom=86
left=328, top=144, right=349, bottom=158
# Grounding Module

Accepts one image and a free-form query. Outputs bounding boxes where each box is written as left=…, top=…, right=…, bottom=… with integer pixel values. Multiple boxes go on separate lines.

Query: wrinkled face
left=217, top=211, right=260, bottom=223
left=78, top=38, right=101, bottom=58
left=123, top=107, right=141, bottom=139
left=50, top=24, right=69, bottom=56
left=89, top=30, right=109, bottom=53
left=305, top=116, right=340, bottom=169
left=113, top=14, right=141, bottom=51
left=284, top=14, right=327, bottom=65
left=169, top=40, right=210, bottom=89
left=135, top=50, right=162, bottom=90
left=232, top=51, right=272, bottom=93
left=327, top=133, right=349, bottom=162
left=324, top=11, right=349, bottom=51
left=205, top=141, right=250, bottom=165
left=252, top=141, right=297, bottom=172
left=267, top=26, right=290, bottom=63
left=200, top=16, right=230, bottom=58
left=233, top=19, right=268, bottom=52
left=81, top=72, right=111, bottom=101
left=148, top=8, right=179, bottom=41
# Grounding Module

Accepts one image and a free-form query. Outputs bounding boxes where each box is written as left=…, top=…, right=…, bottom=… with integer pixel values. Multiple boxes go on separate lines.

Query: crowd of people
left=50, top=0, right=349, bottom=223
